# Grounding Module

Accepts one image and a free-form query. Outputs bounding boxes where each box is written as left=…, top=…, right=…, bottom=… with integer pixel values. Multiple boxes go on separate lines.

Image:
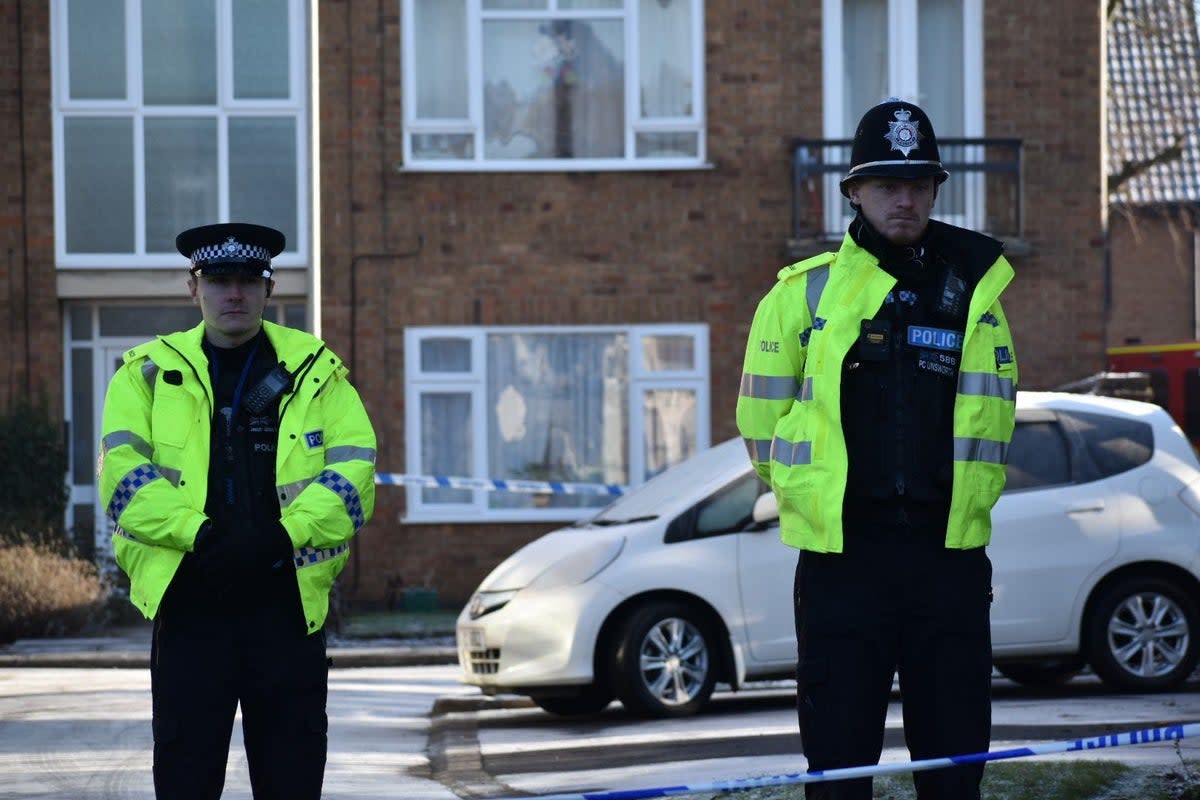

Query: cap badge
left=884, top=108, right=922, bottom=157
left=220, top=236, right=242, bottom=256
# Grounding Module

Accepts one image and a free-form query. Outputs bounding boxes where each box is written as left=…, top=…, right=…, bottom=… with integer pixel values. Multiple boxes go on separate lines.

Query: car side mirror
left=751, top=491, right=779, bottom=525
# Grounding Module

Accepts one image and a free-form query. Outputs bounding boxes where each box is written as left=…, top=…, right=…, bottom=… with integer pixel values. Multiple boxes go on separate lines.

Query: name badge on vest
left=909, top=325, right=962, bottom=377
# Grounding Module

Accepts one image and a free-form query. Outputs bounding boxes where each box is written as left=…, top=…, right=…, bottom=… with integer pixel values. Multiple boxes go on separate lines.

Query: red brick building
left=2, top=0, right=1109, bottom=609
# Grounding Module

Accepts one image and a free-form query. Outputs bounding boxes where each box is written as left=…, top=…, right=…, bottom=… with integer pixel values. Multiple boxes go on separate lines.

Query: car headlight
left=468, top=589, right=518, bottom=620
left=528, top=537, right=625, bottom=592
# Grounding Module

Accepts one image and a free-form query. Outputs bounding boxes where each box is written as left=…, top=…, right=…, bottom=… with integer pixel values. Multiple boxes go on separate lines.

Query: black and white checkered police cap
left=176, top=222, right=286, bottom=278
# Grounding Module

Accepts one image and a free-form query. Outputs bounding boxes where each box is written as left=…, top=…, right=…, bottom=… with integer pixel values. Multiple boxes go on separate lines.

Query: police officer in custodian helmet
left=737, top=99, right=1019, bottom=799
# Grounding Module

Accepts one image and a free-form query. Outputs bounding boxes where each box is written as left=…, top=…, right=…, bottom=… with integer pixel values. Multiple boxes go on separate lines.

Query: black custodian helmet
left=176, top=222, right=286, bottom=279
left=840, top=98, right=950, bottom=197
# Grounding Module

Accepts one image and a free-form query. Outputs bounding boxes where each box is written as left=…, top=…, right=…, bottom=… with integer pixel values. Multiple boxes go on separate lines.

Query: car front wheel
left=1086, top=576, right=1200, bottom=692
left=611, top=601, right=718, bottom=718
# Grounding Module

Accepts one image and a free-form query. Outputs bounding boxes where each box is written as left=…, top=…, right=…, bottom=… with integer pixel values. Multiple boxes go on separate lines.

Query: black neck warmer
left=848, top=211, right=936, bottom=286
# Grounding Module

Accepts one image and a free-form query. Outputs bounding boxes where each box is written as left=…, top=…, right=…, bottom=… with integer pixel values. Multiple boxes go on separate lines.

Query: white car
left=456, top=392, right=1200, bottom=717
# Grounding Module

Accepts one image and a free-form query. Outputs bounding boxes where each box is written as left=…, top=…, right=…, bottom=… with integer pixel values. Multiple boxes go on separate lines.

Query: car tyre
left=530, top=686, right=614, bottom=716
left=611, top=601, right=718, bottom=718
left=1086, top=576, right=1200, bottom=692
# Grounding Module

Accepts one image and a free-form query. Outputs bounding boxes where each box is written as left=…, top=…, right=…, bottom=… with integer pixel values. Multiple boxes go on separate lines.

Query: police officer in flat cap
left=99, top=222, right=377, bottom=799
left=737, top=100, right=1018, bottom=799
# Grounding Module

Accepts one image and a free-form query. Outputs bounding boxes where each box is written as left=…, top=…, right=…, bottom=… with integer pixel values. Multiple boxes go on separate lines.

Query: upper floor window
left=401, top=0, right=706, bottom=171
left=404, top=324, right=710, bottom=522
left=51, top=0, right=309, bottom=269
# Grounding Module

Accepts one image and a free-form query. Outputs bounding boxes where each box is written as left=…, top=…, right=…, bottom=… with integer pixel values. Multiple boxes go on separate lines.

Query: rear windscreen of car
left=1005, top=409, right=1153, bottom=492
left=1064, top=409, right=1153, bottom=480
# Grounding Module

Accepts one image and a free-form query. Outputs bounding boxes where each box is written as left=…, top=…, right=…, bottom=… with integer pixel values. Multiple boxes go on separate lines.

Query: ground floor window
left=404, top=324, right=710, bottom=523
left=64, top=301, right=306, bottom=561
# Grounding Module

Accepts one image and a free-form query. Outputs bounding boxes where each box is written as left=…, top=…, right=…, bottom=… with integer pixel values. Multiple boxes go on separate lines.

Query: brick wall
left=318, top=0, right=1106, bottom=607
left=0, top=1, right=59, bottom=414
left=1108, top=207, right=1199, bottom=347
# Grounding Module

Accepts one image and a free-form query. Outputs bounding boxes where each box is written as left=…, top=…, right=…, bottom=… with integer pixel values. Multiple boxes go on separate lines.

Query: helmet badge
left=884, top=108, right=922, bottom=157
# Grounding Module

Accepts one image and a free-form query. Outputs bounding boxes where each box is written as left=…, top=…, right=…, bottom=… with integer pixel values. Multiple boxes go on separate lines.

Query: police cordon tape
left=498, top=722, right=1200, bottom=800
left=375, top=472, right=629, bottom=497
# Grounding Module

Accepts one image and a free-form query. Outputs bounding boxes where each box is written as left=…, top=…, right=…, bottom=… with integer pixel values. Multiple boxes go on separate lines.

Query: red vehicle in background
left=1105, top=342, right=1200, bottom=450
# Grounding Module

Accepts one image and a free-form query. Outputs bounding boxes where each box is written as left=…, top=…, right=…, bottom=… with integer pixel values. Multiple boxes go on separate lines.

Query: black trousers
left=793, top=517, right=993, bottom=800
left=150, top=574, right=329, bottom=800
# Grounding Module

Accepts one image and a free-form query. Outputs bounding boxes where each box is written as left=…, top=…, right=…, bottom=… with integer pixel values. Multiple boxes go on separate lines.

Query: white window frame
left=399, top=0, right=708, bottom=172
left=50, top=0, right=310, bottom=269
left=403, top=324, right=710, bottom=523
left=820, top=0, right=984, bottom=233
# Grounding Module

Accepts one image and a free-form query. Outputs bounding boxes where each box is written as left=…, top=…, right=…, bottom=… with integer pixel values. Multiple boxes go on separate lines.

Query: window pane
left=412, top=133, right=474, bottom=160
left=69, top=306, right=91, bottom=341
left=843, top=0, right=887, bottom=134
left=421, top=393, right=473, bottom=503
left=230, top=117, right=297, bottom=248
left=143, top=0, right=217, bottom=105
left=634, top=132, right=697, bottom=158
left=643, top=388, right=696, bottom=480
left=233, top=0, right=290, bottom=99
left=70, top=349, right=93, bottom=483
left=560, top=0, right=622, bottom=8
left=1004, top=421, right=1071, bottom=491
left=64, top=117, right=134, bottom=253
left=283, top=304, right=307, bottom=331
left=98, top=306, right=202, bottom=337
left=487, top=332, right=627, bottom=509
left=918, top=0, right=963, bottom=135
left=642, top=334, right=695, bottom=371
left=415, top=0, right=468, bottom=118
left=145, top=118, right=218, bottom=253
left=483, top=0, right=545, bottom=8
left=68, top=0, right=126, bottom=100
left=638, top=0, right=692, bottom=118
left=483, top=19, right=624, bottom=159
left=420, top=338, right=472, bottom=372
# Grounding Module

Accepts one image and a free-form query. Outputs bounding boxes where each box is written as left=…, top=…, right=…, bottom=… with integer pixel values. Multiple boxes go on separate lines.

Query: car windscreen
left=588, top=439, right=748, bottom=523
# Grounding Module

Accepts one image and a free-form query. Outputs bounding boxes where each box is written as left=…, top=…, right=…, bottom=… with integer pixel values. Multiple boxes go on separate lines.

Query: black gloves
left=192, top=519, right=296, bottom=596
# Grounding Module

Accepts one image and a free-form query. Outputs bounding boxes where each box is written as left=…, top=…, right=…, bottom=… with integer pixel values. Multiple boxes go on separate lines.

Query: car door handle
left=1066, top=501, right=1106, bottom=514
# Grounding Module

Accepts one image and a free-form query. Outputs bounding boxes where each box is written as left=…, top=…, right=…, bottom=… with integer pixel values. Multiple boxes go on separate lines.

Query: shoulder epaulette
left=776, top=251, right=836, bottom=283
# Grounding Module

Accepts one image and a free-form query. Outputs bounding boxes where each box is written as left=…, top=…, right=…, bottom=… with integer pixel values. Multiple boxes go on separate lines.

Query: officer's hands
left=192, top=519, right=293, bottom=595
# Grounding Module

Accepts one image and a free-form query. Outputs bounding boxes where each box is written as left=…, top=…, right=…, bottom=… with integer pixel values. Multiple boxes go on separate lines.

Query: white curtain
left=639, top=0, right=693, bottom=118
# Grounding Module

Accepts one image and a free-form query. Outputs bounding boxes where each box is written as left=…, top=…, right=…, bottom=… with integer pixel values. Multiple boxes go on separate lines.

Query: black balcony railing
left=790, top=137, right=1025, bottom=248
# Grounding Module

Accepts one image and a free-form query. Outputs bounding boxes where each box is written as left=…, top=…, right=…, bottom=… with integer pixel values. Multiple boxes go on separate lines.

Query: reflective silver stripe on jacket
left=277, top=477, right=313, bottom=508
left=315, top=469, right=367, bottom=530
left=739, top=373, right=800, bottom=401
left=293, top=543, right=349, bottom=569
left=141, top=359, right=159, bottom=389
left=800, top=376, right=815, bottom=402
left=806, top=265, right=830, bottom=323
left=102, top=430, right=154, bottom=461
left=324, top=445, right=377, bottom=465
left=743, top=437, right=772, bottom=463
left=106, top=464, right=162, bottom=524
left=958, top=371, right=1015, bottom=402
left=954, top=437, right=1008, bottom=465
left=771, top=436, right=812, bottom=467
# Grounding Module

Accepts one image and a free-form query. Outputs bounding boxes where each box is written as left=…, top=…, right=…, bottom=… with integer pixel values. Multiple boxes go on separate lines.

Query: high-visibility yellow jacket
left=736, top=230, right=1017, bottom=553
left=98, top=320, right=377, bottom=632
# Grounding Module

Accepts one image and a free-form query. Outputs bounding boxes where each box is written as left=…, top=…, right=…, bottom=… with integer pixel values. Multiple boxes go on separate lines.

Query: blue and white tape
left=500, top=722, right=1200, bottom=800
left=376, top=472, right=628, bottom=497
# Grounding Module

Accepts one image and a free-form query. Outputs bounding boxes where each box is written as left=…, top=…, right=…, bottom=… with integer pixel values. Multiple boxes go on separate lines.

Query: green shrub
left=0, top=397, right=70, bottom=548
left=0, top=541, right=106, bottom=644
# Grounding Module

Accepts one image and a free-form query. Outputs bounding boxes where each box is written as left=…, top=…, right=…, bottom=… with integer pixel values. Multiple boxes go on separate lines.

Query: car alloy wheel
left=1086, top=576, right=1200, bottom=692
left=611, top=601, right=718, bottom=717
